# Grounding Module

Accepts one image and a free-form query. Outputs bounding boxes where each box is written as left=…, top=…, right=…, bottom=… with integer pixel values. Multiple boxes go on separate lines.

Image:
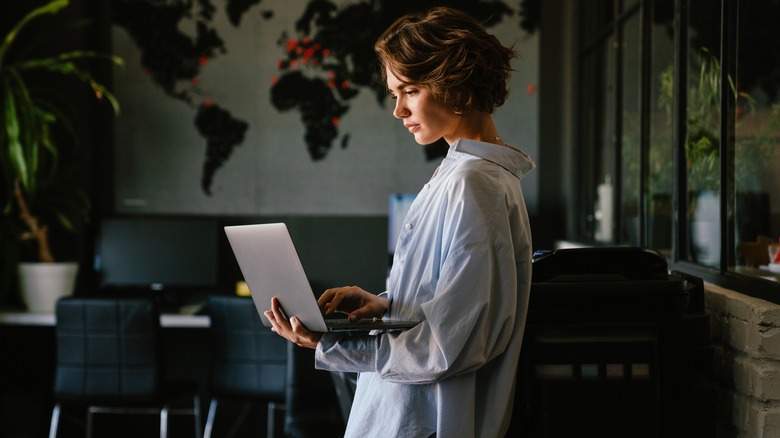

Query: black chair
left=204, top=295, right=287, bottom=438
left=284, top=344, right=345, bottom=437
left=48, top=297, right=201, bottom=438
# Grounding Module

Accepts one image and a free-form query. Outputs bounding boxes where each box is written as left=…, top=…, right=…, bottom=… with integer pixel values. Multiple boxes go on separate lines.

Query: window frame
left=574, top=0, right=780, bottom=304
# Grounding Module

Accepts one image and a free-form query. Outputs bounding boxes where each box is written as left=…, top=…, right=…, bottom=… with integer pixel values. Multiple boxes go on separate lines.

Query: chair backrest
left=53, top=297, right=162, bottom=403
left=207, top=295, right=286, bottom=400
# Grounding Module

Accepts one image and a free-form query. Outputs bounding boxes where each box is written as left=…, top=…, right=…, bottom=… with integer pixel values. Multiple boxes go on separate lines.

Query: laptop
left=224, top=223, right=420, bottom=333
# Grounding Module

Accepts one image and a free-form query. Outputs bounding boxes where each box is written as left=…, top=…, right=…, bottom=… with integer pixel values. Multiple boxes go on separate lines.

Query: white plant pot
left=691, top=191, right=721, bottom=266
left=18, top=262, right=79, bottom=313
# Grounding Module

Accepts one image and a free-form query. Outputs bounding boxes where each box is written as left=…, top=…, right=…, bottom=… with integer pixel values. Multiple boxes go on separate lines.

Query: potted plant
left=0, top=0, right=121, bottom=311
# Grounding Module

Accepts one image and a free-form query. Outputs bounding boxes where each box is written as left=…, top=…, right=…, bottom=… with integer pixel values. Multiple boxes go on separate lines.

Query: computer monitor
left=95, top=217, right=219, bottom=292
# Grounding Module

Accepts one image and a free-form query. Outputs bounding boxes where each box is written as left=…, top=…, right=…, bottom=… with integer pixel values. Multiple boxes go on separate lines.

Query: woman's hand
left=264, top=297, right=323, bottom=349
left=318, top=286, right=388, bottom=322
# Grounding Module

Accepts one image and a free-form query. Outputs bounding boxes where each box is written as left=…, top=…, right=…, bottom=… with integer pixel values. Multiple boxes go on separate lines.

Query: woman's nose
left=393, top=98, right=409, bottom=119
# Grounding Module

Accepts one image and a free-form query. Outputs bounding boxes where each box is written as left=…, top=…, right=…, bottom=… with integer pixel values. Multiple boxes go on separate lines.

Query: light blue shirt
left=315, top=139, right=535, bottom=437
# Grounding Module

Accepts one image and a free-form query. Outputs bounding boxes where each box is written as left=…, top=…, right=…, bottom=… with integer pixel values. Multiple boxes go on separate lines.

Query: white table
left=0, top=311, right=211, bottom=328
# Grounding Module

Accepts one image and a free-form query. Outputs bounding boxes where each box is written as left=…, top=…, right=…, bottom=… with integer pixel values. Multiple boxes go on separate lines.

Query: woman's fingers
left=318, top=286, right=356, bottom=314
left=265, top=297, right=323, bottom=349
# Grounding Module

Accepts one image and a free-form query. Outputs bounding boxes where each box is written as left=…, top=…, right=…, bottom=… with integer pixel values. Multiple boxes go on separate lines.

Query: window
left=575, top=0, right=780, bottom=302
left=731, top=1, right=780, bottom=277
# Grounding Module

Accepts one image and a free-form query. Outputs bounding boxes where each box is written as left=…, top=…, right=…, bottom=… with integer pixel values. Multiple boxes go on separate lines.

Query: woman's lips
left=405, top=123, right=420, bottom=133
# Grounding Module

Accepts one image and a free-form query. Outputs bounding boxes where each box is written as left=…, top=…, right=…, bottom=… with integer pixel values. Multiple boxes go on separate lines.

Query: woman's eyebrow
left=389, top=82, right=410, bottom=93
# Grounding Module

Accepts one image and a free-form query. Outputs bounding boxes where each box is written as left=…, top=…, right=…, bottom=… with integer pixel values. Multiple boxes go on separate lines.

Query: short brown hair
left=374, top=7, right=519, bottom=114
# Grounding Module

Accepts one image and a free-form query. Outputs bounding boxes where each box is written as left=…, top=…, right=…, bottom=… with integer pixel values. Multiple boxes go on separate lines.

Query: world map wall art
left=111, top=0, right=539, bottom=215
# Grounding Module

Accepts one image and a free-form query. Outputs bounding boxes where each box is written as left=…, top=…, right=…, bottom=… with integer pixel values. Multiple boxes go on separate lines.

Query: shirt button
left=424, top=183, right=430, bottom=190
left=404, top=223, right=412, bottom=230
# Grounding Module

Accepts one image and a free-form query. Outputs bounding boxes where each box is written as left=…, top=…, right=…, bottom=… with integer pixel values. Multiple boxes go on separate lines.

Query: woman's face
left=386, top=66, right=461, bottom=145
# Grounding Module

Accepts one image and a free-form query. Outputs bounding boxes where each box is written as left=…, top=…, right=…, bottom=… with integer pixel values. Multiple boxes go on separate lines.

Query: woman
left=265, top=6, right=534, bottom=437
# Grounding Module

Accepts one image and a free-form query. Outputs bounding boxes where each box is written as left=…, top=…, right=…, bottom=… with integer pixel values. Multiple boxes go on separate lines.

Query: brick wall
left=706, top=283, right=780, bottom=438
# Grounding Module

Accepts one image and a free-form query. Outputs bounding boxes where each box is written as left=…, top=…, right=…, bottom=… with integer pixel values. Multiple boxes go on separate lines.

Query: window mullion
left=673, top=0, right=689, bottom=263
left=639, top=0, right=652, bottom=247
left=614, top=2, right=624, bottom=244
left=719, top=0, right=736, bottom=271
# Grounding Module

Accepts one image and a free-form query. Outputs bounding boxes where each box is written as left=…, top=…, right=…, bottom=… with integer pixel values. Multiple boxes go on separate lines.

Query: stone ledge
left=706, top=284, right=780, bottom=359
left=705, top=283, right=780, bottom=327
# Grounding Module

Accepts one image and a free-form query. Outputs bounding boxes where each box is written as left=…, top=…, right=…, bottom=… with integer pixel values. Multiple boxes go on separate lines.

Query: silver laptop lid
left=224, top=223, right=329, bottom=332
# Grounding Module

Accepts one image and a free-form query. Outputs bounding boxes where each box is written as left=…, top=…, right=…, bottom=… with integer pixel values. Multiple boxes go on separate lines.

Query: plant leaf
left=2, top=78, right=30, bottom=191
left=18, top=54, right=122, bottom=115
left=0, top=0, right=70, bottom=68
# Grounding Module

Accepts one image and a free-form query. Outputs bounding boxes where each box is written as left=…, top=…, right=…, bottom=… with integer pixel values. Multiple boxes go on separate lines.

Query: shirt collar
left=451, top=139, right=536, bottom=179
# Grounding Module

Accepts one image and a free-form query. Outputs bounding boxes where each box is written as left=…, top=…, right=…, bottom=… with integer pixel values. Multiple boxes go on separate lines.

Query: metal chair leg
left=48, top=403, right=61, bottom=438
left=192, top=395, right=202, bottom=438
left=203, top=399, right=218, bottom=438
left=86, top=407, right=95, bottom=438
left=267, top=401, right=276, bottom=438
left=160, top=405, right=169, bottom=438
left=267, top=402, right=286, bottom=438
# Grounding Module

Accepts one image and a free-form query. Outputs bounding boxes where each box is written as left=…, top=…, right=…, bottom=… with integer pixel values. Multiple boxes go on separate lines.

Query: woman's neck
left=445, top=111, right=504, bottom=146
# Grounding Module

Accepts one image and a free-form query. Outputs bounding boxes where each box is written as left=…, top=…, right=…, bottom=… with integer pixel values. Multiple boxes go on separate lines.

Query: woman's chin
left=413, top=134, right=434, bottom=145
